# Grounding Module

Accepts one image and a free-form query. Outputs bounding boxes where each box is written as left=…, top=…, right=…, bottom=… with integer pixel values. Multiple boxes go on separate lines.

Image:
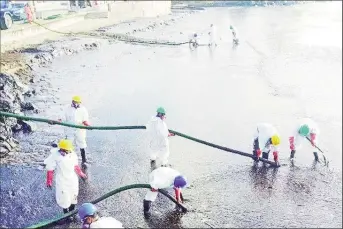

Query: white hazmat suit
left=62, top=104, right=89, bottom=149
left=146, top=116, right=170, bottom=165
left=44, top=148, right=79, bottom=209
left=290, top=118, right=320, bottom=151
left=208, top=24, right=217, bottom=46
left=89, top=217, right=123, bottom=228
left=144, top=167, right=181, bottom=202
left=253, top=123, right=279, bottom=153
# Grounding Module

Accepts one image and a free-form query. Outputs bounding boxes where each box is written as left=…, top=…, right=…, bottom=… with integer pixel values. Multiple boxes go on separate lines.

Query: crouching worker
left=44, top=139, right=87, bottom=221
left=78, top=203, right=123, bottom=228
left=143, top=167, right=188, bottom=217
left=253, top=123, right=281, bottom=166
left=289, top=118, right=320, bottom=162
left=189, top=33, right=199, bottom=48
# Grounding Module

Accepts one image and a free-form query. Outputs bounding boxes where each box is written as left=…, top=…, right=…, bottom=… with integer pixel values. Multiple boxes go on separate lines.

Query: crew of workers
left=252, top=119, right=321, bottom=166
left=188, top=24, right=239, bottom=47
left=44, top=95, right=322, bottom=227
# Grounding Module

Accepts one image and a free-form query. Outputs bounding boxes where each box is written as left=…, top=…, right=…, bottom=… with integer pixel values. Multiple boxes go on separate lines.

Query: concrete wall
left=0, top=1, right=171, bottom=50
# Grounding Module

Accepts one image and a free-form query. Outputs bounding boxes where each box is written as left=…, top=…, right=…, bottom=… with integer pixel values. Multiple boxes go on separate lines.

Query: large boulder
left=0, top=73, right=31, bottom=156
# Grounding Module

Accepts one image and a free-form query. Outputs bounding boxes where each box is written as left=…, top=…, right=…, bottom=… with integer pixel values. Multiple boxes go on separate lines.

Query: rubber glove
left=46, top=170, right=53, bottom=189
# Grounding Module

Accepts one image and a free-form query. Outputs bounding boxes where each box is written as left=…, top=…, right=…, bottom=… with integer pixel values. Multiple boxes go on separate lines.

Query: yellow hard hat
left=58, top=139, right=74, bottom=151
left=271, top=135, right=281, bottom=146
left=72, top=96, right=81, bottom=103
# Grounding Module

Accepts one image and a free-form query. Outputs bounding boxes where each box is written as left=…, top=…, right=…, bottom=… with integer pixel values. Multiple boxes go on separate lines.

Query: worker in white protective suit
left=253, top=123, right=281, bottom=165
left=230, top=25, right=239, bottom=44
left=44, top=139, right=87, bottom=221
left=78, top=203, right=123, bottom=228
left=143, top=167, right=188, bottom=218
left=59, top=96, right=91, bottom=166
left=289, top=118, right=320, bottom=162
left=146, top=107, right=175, bottom=167
left=208, top=24, right=217, bottom=46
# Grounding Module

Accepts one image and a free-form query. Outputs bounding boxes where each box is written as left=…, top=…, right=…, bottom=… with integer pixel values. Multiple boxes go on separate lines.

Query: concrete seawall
left=0, top=1, right=171, bottom=50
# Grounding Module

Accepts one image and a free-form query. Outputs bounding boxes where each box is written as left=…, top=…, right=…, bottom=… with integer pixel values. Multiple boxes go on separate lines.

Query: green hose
left=27, top=183, right=187, bottom=229
left=0, top=111, right=279, bottom=167
left=169, top=129, right=279, bottom=166
left=0, top=111, right=146, bottom=130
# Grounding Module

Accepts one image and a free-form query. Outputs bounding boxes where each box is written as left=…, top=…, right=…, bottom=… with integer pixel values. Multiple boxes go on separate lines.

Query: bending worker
left=78, top=203, right=123, bottom=228
left=60, top=96, right=91, bottom=166
left=289, top=118, right=320, bottom=161
left=44, top=139, right=87, bottom=221
left=143, top=167, right=188, bottom=217
left=253, top=123, right=281, bottom=165
left=146, top=107, right=175, bottom=167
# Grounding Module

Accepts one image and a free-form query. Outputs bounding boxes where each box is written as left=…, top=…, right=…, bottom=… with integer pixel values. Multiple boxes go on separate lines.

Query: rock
left=12, top=138, right=19, bottom=144
left=51, top=49, right=61, bottom=57
left=0, top=141, right=12, bottom=155
left=0, top=137, right=18, bottom=150
left=23, top=91, right=32, bottom=97
left=11, top=123, right=22, bottom=133
left=0, top=92, right=14, bottom=111
left=20, top=102, right=35, bottom=111
left=0, top=144, right=10, bottom=155
left=1, top=118, right=16, bottom=132
left=17, top=120, right=37, bottom=133
left=7, top=139, right=18, bottom=149
left=65, top=49, right=73, bottom=55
